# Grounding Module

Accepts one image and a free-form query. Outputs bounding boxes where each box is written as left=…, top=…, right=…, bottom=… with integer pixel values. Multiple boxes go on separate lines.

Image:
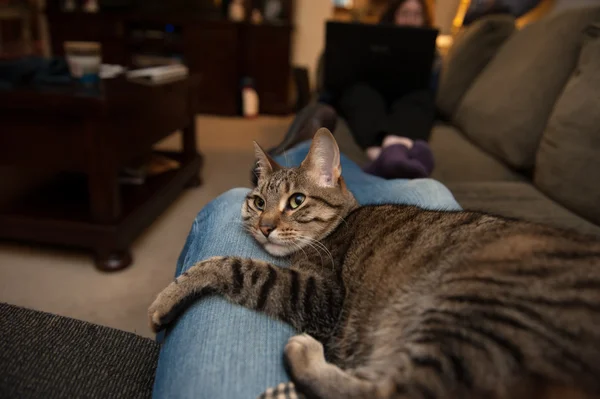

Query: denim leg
left=153, top=188, right=295, bottom=399
left=276, top=141, right=460, bottom=210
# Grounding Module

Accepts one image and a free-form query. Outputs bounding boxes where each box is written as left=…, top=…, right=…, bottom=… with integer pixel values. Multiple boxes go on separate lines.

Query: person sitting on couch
left=338, top=0, right=438, bottom=179
left=260, top=0, right=438, bottom=183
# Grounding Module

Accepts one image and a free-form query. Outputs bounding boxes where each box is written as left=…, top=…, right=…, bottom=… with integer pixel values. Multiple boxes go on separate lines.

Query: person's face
left=395, top=0, right=425, bottom=27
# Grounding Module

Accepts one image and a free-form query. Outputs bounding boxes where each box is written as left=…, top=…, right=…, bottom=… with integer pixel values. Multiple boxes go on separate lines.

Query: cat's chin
left=264, top=242, right=295, bottom=257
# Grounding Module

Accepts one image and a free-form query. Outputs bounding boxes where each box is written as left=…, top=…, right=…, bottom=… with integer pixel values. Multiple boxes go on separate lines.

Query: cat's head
left=242, top=128, right=358, bottom=257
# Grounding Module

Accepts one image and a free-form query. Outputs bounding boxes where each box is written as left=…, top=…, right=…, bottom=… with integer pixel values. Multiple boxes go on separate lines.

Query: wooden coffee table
left=0, top=76, right=203, bottom=271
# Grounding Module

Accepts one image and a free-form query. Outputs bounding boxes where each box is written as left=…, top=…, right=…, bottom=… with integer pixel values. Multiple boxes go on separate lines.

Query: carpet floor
left=0, top=114, right=292, bottom=339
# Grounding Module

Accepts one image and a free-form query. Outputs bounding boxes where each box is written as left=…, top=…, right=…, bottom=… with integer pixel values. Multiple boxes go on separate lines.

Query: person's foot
left=250, top=103, right=337, bottom=186
left=366, top=146, right=382, bottom=161
left=363, top=143, right=431, bottom=179
left=382, top=135, right=414, bottom=149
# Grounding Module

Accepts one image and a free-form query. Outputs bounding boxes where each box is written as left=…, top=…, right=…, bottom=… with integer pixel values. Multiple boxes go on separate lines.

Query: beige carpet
left=0, top=114, right=292, bottom=339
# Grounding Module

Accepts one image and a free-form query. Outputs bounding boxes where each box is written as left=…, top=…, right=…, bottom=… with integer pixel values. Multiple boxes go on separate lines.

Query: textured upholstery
left=429, top=124, right=525, bottom=182
left=454, top=6, right=600, bottom=169
left=436, top=14, right=516, bottom=119
left=0, top=302, right=159, bottom=399
left=535, top=23, right=600, bottom=226
left=447, top=182, right=600, bottom=236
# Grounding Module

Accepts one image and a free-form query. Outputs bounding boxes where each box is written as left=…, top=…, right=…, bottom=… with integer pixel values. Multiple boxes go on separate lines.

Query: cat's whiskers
left=298, top=235, right=331, bottom=257
left=310, top=238, right=336, bottom=269
left=296, top=235, right=335, bottom=269
left=297, top=237, right=326, bottom=267
left=289, top=240, right=309, bottom=262
left=335, top=215, right=349, bottom=229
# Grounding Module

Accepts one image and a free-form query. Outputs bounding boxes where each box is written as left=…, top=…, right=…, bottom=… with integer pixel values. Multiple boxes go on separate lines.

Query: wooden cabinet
left=239, top=23, right=292, bottom=115
left=46, top=12, right=293, bottom=115
left=183, top=22, right=240, bottom=115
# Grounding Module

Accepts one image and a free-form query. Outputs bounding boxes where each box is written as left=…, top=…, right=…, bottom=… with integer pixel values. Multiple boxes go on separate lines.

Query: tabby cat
left=149, top=129, right=600, bottom=399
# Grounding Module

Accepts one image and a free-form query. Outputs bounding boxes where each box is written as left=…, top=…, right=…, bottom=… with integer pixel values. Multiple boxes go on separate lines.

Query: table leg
left=185, top=174, right=202, bottom=188
left=181, top=121, right=203, bottom=187
left=181, top=120, right=198, bottom=160
left=86, top=124, right=127, bottom=270
left=88, top=168, right=122, bottom=223
left=94, top=250, right=133, bottom=272
left=88, top=170, right=131, bottom=271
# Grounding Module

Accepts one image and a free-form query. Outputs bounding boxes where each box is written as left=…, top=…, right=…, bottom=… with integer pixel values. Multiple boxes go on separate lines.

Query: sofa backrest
left=534, top=23, right=600, bottom=226
left=436, top=14, right=516, bottom=120
left=452, top=6, right=600, bottom=171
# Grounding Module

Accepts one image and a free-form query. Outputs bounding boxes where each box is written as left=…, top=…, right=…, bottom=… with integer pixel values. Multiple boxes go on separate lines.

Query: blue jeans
left=152, top=142, right=461, bottom=399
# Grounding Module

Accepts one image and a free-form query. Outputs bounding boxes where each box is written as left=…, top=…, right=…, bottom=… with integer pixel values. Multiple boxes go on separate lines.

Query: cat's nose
left=259, top=224, right=275, bottom=238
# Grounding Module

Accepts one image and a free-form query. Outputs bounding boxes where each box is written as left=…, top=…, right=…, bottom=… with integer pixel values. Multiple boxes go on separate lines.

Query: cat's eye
left=288, top=193, right=305, bottom=210
left=254, top=196, right=265, bottom=211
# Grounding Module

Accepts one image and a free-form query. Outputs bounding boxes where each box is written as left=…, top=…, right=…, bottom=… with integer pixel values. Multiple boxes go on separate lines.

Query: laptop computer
left=324, top=21, right=439, bottom=101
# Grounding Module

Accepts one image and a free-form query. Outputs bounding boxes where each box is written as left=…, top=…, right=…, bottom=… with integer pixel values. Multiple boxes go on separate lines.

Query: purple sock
left=363, top=141, right=434, bottom=179
left=408, top=140, right=435, bottom=175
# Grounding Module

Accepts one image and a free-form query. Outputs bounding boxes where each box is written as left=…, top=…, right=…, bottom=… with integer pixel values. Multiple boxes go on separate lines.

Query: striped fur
left=149, top=129, right=600, bottom=399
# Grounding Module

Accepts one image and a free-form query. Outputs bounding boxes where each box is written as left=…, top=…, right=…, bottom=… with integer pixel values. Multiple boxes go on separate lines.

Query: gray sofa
left=334, top=7, right=600, bottom=237
left=2, top=7, right=600, bottom=399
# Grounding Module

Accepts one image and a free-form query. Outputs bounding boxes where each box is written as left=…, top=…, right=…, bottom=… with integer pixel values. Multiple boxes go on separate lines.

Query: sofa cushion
left=429, top=124, right=525, bottom=183
left=463, top=0, right=542, bottom=25
left=436, top=15, right=516, bottom=119
left=454, top=6, right=600, bottom=170
left=447, top=182, right=600, bottom=237
left=534, top=23, right=600, bottom=226
left=0, top=302, right=159, bottom=399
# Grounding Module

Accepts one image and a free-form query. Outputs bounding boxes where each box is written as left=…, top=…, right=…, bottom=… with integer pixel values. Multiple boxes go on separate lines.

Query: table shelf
left=0, top=151, right=202, bottom=269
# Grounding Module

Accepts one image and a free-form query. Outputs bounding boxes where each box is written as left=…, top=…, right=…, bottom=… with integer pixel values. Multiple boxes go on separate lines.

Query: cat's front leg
left=148, top=256, right=228, bottom=332
left=149, top=256, right=341, bottom=335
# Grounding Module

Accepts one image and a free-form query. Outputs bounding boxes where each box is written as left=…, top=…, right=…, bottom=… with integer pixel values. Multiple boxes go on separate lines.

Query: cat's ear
left=253, top=141, right=281, bottom=181
left=301, top=128, right=341, bottom=187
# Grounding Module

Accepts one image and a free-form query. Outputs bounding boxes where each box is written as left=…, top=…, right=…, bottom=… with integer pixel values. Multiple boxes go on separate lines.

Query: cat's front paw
left=284, top=334, right=326, bottom=382
left=148, top=257, right=225, bottom=333
left=148, top=281, right=180, bottom=333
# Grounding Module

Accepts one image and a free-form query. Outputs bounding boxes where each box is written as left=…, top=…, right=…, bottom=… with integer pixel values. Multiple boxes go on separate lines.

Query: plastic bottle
left=241, top=77, right=259, bottom=118
left=228, top=0, right=245, bottom=22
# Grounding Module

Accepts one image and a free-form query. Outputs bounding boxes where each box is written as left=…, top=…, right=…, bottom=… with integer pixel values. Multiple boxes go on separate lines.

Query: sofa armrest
left=0, top=303, right=159, bottom=399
